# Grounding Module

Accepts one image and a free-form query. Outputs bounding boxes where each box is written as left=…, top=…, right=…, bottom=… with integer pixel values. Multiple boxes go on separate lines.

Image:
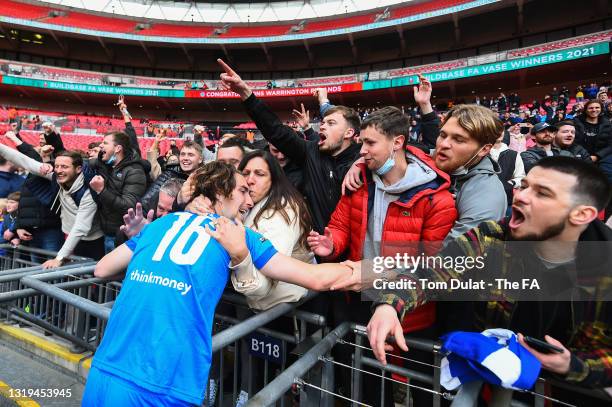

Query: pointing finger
left=217, top=58, right=237, bottom=76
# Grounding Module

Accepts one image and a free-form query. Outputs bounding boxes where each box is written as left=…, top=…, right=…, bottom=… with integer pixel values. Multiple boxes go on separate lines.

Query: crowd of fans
left=1, top=61, right=611, bottom=407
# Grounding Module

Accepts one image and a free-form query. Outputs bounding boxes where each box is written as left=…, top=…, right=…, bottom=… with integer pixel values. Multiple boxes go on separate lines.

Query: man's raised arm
left=413, top=74, right=440, bottom=150
left=118, top=96, right=141, bottom=158
left=0, top=136, right=52, bottom=180
left=217, top=59, right=308, bottom=164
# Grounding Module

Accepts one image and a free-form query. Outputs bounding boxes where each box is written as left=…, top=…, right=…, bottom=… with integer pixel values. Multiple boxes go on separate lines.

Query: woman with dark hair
left=233, top=149, right=314, bottom=310
left=176, top=154, right=315, bottom=406
left=573, top=99, right=612, bottom=182
left=221, top=150, right=315, bottom=406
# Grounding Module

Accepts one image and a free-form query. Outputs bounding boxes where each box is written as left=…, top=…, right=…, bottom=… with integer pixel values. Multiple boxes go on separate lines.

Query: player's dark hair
left=191, top=161, right=237, bottom=206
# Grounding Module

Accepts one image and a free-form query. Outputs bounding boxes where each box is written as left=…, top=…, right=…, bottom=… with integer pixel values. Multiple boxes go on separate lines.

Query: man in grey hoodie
left=432, top=104, right=507, bottom=240
left=0, top=142, right=104, bottom=267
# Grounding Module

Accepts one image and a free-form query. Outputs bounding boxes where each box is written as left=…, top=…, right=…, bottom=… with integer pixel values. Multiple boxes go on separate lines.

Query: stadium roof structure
left=3, top=0, right=502, bottom=44
left=35, top=0, right=423, bottom=23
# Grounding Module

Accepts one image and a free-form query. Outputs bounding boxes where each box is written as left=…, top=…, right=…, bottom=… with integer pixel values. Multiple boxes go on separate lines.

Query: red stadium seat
left=138, top=24, right=214, bottom=38
left=2, top=0, right=50, bottom=19
left=1, top=0, right=501, bottom=39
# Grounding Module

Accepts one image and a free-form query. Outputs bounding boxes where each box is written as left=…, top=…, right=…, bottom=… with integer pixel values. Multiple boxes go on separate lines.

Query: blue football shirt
left=91, top=212, right=277, bottom=404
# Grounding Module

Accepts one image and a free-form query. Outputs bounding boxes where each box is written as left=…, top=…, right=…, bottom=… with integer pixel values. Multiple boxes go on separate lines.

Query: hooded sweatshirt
left=448, top=156, right=507, bottom=241
left=0, top=144, right=103, bottom=258
left=363, top=153, right=437, bottom=260
left=54, top=173, right=103, bottom=258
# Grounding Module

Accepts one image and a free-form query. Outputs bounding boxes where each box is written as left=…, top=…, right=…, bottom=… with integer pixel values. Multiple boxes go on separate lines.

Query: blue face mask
left=105, top=153, right=117, bottom=165
left=451, top=144, right=489, bottom=177
left=375, top=147, right=396, bottom=176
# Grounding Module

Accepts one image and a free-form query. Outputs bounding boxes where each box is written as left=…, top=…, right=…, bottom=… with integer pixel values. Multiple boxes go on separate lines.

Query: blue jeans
left=104, top=235, right=116, bottom=254
left=27, top=228, right=64, bottom=263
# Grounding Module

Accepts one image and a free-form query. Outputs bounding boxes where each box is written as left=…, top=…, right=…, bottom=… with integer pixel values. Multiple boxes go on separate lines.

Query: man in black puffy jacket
left=89, top=132, right=147, bottom=253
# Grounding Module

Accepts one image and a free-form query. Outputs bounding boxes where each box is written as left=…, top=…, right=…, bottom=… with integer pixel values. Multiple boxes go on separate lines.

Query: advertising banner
left=0, top=42, right=607, bottom=98
left=184, top=82, right=363, bottom=99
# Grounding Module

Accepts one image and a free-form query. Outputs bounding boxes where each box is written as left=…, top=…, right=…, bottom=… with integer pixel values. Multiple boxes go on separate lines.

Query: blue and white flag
left=440, top=328, right=541, bottom=391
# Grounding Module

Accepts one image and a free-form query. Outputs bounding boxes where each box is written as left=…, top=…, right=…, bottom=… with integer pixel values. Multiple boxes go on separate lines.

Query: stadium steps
left=0, top=322, right=89, bottom=406
left=0, top=343, right=84, bottom=406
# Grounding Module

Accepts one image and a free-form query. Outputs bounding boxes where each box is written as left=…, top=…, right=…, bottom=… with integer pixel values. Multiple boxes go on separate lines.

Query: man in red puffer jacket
left=308, top=106, right=456, bottom=406
left=309, top=106, right=456, bottom=327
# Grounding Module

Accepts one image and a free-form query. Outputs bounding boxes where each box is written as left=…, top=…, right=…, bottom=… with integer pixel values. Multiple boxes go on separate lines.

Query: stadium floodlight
left=48, top=10, right=67, bottom=18
left=38, top=0, right=411, bottom=23
left=374, top=7, right=390, bottom=23
left=288, top=20, right=306, bottom=33
left=213, top=24, right=231, bottom=36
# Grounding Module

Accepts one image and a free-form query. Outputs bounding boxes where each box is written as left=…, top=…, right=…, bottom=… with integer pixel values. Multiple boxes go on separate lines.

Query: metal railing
left=206, top=291, right=329, bottom=407
left=0, top=245, right=107, bottom=350
left=1, top=245, right=607, bottom=407
left=247, top=323, right=605, bottom=407
left=0, top=244, right=91, bottom=273
left=247, top=322, right=450, bottom=407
